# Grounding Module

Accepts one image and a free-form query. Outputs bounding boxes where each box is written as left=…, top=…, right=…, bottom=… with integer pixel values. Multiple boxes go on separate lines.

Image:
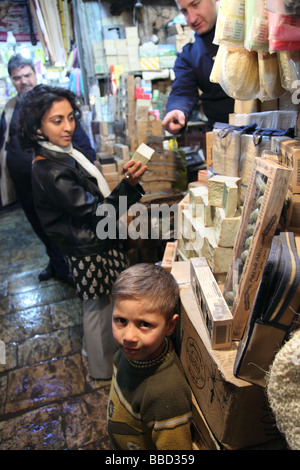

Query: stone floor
left=0, top=203, right=111, bottom=450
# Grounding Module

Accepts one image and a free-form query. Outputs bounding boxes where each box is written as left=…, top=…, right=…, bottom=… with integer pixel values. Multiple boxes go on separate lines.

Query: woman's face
left=40, top=98, right=76, bottom=147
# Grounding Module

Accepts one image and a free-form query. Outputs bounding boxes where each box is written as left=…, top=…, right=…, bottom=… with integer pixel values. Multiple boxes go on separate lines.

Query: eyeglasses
left=11, top=71, right=35, bottom=83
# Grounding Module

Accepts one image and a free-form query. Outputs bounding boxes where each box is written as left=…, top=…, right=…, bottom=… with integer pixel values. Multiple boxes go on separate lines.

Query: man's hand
left=162, top=110, right=186, bottom=134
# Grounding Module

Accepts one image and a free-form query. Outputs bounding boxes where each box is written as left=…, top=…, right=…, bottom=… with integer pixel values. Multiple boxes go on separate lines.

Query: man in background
left=0, top=54, right=96, bottom=285
left=162, top=0, right=234, bottom=134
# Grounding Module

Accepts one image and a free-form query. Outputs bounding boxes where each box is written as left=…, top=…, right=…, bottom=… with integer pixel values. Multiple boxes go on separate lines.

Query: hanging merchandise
left=67, top=49, right=84, bottom=97
left=73, top=0, right=102, bottom=79
left=266, top=0, right=300, bottom=16
left=68, top=68, right=84, bottom=97
left=58, top=0, right=72, bottom=56
left=266, top=0, right=300, bottom=52
left=278, top=50, right=300, bottom=92
left=214, top=0, right=245, bottom=48
left=268, top=11, right=300, bottom=42
left=210, top=44, right=226, bottom=83
left=31, top=0, right=66, bottom=65
left=218, top=47, right=260, bottom=100
left=257, top=51, right=285, bottom=101
left=268, top=10, right=300, bottom=52
left=244, top=0, right=269, bottom=52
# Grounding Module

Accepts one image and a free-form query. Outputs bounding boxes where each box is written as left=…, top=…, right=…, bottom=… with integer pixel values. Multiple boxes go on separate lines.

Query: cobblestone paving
left=0, top=204, right=111, bottom=450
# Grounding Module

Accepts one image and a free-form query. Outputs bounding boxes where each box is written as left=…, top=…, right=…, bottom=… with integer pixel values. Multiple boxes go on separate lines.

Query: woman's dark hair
left=18, top=84, right=82, bottom=151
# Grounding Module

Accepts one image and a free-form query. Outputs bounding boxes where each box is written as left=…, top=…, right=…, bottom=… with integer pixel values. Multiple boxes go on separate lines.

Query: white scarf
left=39, top=141, right=111, bottom=197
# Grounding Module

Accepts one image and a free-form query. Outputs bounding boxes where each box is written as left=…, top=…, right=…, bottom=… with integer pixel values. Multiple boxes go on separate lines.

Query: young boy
left=107, top=263, right=192, bottom=450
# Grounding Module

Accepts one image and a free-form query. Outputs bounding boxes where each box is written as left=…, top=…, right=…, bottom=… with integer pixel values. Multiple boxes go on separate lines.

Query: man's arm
left=163, top=46, right=200, bottom=134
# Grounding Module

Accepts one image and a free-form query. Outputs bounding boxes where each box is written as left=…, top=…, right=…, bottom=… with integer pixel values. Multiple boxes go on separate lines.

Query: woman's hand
left=122, top=159, right=147, bottom=186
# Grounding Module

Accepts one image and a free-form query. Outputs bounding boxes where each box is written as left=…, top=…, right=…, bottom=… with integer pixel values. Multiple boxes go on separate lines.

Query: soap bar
left=208, top=175, right=241, bottom=208
left=132, top=143, right=155, bottom=166
left=214, top=207, right=241, bottom=248
left=222, top=179, right=241, bottom=218
left=189, top=185, right=208, bottom=217
left=200, top=222, right=234, bottom=273
left=202, top=194, right=215, bottom=227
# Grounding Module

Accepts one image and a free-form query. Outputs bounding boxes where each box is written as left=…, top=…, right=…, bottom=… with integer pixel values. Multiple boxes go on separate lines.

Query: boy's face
left=112, top=298, right=178, bottom=362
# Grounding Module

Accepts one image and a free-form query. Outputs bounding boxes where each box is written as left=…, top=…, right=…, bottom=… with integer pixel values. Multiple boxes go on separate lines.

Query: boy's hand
left=122, top=159, right=147, bottom=186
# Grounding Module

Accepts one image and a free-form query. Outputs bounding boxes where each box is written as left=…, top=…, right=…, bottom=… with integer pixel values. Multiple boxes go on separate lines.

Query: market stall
left=0, top=0, right=299, bottom=451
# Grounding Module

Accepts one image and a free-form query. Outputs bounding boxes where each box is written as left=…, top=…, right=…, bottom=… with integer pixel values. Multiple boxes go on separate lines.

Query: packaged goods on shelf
left=190, top=257, right=233, bottom=350
left=223, top=157, right=293, bottom=340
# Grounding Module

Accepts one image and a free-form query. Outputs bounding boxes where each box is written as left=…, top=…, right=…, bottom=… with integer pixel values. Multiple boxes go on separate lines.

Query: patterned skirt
left=66, top=247, right=129, bottom=300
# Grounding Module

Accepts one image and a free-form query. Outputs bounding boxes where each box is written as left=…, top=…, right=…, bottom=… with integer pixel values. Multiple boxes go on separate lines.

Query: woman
left=18, top=84, right=147, bottom=380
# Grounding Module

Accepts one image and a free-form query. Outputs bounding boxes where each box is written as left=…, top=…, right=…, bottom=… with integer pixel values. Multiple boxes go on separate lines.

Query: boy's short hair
left=112, top=263, right=179, bottom=321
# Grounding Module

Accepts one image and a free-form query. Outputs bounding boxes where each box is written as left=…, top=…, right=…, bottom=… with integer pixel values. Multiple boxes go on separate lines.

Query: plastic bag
left=244, top=0, right=269, bottom=51
left=266, top=0, right=300, bottom=16
left=214, top=0, right=245, bottom=47
left=268, top=11, right=300, bottom=42
left=218, top=47, right=260, bottom=100
left=257, top=51, right=285, bottom=101
left=278, top=50, right=300, bottom=92
left=209, top=44, right=227, bottom=83
left=269, top=37, right=300, bottom=53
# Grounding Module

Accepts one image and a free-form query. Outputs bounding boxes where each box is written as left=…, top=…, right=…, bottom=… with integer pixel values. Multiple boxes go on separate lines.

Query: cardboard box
left=139, top=57, right=160, bottom=71
left=179, top=286, right=280, bottom=449
left=223, top=157, right=293, bottom=339
left=125, top=26, right=139, bottom=41
left=191, top=395, right=221, bottom=450
left=190, top=258, right=233, bottom=350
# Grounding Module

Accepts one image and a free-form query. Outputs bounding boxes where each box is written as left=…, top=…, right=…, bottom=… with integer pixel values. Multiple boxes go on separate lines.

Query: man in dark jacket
left=162, top=0, right=234, bottom=134
left=0, top=54, right=96, bottom=284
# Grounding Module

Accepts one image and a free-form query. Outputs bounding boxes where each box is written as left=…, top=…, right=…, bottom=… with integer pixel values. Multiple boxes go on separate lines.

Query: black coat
left=31, top=145, right=144, bottom=257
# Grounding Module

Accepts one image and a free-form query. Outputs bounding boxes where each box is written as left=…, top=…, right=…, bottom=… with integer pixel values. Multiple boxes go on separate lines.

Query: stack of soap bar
left=208, top=175, right=241, bottom=209
left=189, top=186, right=215, bottom=226
left=214, top=207, right=241, bottom=247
